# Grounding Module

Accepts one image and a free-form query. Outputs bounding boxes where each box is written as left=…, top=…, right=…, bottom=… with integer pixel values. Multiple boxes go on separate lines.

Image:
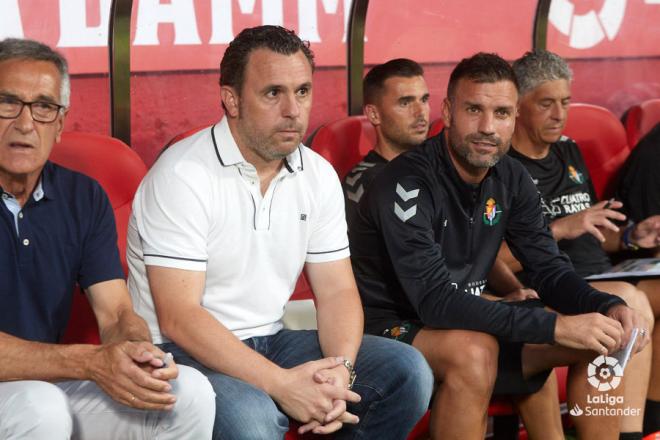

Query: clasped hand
left=271, top=356, right=361, bottom=435
left=87, top=340, right=178, bottom=410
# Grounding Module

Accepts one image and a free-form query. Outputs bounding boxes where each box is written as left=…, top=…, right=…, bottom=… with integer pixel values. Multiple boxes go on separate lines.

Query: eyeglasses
left=0, top=95, right=65, bottom=123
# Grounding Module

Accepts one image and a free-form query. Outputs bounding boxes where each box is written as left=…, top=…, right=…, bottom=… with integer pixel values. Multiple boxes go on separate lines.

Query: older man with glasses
left=0, top=38, right=215, bottom=440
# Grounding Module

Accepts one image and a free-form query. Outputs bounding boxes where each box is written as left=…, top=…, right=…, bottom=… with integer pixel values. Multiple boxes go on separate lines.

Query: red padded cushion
left=49, top=132, right=147, bottom=344
left=308, top=116, right=376, bottom=179
left=563, top=103, right=630, bottom=200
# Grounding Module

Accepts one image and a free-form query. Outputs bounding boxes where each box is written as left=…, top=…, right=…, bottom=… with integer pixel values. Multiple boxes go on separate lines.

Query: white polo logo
left=394, top=183, right=419, bottom=222
left=587, top=355, right=623, bottom=391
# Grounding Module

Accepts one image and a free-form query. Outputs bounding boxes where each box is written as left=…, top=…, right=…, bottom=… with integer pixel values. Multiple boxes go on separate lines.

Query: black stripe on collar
left=211, top=124, right=225, bottom=166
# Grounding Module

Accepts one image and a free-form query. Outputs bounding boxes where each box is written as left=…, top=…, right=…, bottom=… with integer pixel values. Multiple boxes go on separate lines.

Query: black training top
left=508, top=137, right=612, bottom=277
left=343, top=150, right=388, bottom=228
left=617, top=123, right=660, bottom=222
left=349, top=131, right=624, bottom=344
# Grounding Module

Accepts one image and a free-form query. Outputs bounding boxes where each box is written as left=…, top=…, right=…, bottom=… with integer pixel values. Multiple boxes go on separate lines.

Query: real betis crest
left=568, top=165, right=584, bottom=184
left=482, top=197, right=501, bottom=226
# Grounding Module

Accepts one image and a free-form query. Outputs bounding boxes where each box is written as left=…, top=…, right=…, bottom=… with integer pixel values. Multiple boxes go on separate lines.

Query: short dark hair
left=0, top=38, right=70, bottom=107
left=220, top=25, right=315, bottom=94
left=447, top=52, right=518, bottom=102
left=363, top=58, right=424, bottom=105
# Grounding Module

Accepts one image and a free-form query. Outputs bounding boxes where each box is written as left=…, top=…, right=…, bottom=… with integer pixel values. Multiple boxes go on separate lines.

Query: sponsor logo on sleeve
left=344, top=172, right=365, bottom=203
left=394, top=183, right=419, bottom=222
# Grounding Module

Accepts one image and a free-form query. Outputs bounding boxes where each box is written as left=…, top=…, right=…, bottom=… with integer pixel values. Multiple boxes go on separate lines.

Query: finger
left=585, top=224, right=607, bottom=243
left=308, top=356, right=344, bottom=371
left=324, top=399, right=346, bottom=423
left=588, top=337, right=609, bottom=355
left=337, top=410, right=360, bottom=425
left=109, top=385, right=175, bottom=411
left=634, top=332, right=648, bottom=353
left=597, top=216, right=623, bottom=232
left=313, top=370, right=333, bottom=385
left=595, top=200, right=621, bottom=210
left=298, top=420, right=321, bottom=434
left=600, top=322, right=624, bottom=351
left=325, top=385, right=361, bottom=403
left=601, top=209, right=626, bottom=223
left=593, top=332, right=617, bottom=354
left=312, top=420, right=343, bottom=435
left=635, top=328, right=651, bottom=353
left=617, top=311, right=635, bottom=348
left=525, top=289, right=540, bottom=299
left=128, top=383, right=177, bottom=406
left=124, top=363, right=174, bottom=393
left=152, top=362, right=178, bottom=381
left=125, top=342, right=164, bottom=364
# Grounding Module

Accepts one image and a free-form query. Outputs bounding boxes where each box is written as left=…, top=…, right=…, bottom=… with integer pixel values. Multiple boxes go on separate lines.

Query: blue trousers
left=161, top=330, right=433, bottom=440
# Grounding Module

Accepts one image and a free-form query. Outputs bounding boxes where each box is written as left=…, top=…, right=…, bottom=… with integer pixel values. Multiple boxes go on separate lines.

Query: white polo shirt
left=127, top=117, right=350, bottom=343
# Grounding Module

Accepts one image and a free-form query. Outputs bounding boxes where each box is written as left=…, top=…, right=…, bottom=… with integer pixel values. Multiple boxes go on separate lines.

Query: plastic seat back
left=307, top=116, right=376, bottom=179
left=562, top=103, right=630, bottom=200
left=428, top=118, right=444, bottom=138
left=50, top=132, right=147, bottom=344
left=624, top=98, right=660, bottom=148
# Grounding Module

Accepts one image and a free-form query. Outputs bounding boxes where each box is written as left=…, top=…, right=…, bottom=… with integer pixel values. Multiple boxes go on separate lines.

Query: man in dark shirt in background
left=349, top=52, right=650, bottom=439
left=618, top=122, right=660, bottom=254
left=505, top=49, right=658, bottom=438
left=343, top=58, right=430, bottom=225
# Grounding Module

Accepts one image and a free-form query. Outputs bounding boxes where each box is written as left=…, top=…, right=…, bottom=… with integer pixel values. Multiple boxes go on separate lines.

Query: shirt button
left=18, top=212, right=23, bottom=219
left=22, top=238, right=29, bottom=246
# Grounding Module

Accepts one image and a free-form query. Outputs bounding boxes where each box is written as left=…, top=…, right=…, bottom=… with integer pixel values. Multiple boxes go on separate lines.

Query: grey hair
left=512, top=50, right=572, bottom=96
left=0, top=38, right=70, bottom=108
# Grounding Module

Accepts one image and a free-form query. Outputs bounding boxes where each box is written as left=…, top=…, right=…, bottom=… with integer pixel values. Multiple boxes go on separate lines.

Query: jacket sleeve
left=368, top=170, right=558, bottom=344
left=504, top=165, right=625, bottom=315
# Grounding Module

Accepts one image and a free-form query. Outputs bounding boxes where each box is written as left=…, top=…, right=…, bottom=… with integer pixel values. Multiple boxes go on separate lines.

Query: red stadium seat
left=624, top=98, right=660, bottom=148
left=428, top=118, right=444, bottom=137
left=563, top=103, right=630, bottom=200
left=50, top=132, right=148, bottom=344
left=307, top=116, right=376, bottom=178
left=163, top=125, right=210, bottom=150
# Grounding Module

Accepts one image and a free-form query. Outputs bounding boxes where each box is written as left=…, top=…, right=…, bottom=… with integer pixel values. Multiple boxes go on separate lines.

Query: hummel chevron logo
left=345, top=172, right=362, bottom=187
left=347, top=184, right=364, bottom=202
left=396, top=183, right=419, bottom=201
left=394, top=202, right=417, bottom=222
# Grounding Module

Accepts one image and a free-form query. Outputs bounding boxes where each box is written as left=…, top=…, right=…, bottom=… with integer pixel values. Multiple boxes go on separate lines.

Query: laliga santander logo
left=587, top=354, right=624, bottom=391
left=549, top=0, right=627, bottom=49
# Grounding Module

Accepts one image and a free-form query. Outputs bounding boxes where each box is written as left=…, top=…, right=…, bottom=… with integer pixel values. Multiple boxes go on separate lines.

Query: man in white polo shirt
left=127, top=25, right=433, bottom=439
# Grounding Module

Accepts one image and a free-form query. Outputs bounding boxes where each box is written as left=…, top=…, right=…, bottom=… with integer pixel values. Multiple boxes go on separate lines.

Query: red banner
left=3, top=0, right=660, bottom=75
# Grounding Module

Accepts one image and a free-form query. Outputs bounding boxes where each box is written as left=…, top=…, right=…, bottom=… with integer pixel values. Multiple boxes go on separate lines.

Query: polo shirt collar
left=211, top=116, right=304, bottom=174
left=37, top=161, right=56, bottom=201
left=0, top=164, right=51, bottom=204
